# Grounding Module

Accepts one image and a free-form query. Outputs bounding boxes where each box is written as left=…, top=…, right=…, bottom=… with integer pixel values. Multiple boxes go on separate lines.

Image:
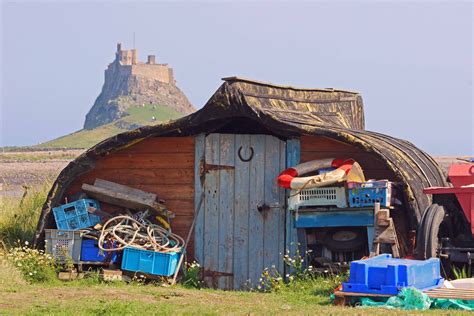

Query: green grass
left=37, top=104, right=183, bottom=149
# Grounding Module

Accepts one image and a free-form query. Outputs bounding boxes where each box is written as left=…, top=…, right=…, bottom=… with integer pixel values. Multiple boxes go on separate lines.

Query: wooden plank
left=67, top=182, right=195, bottom=200
left=95, top=179, right=157, bottom=202
left=194, top=134, right=205, bottom=266
left=233, top=134, right=250, bottom=290
left=81, top=183, right=164, bottom=213
left=263, top=135, right=283, bottom=273
left=334, top=291, right=392, bottom=298
left=300, top=152, right=387, bottom=169
left=278, top=139, right=286, bottom=274
left=285, top=139, right=300, bottom=273
left=301, top=135, right=358, bottom=153
left=76, top=169, right=194, bottom=185
left=58, top=271, right=84, bottom=281
left=248, top=134, right=265, bottom=287
left=95, top=152, right=194, bottom=169
left=217, top=134, right=235, bottom=290
left=203, top=134, right=220, bottom=288
left=118, top=137, right=195, bottom=154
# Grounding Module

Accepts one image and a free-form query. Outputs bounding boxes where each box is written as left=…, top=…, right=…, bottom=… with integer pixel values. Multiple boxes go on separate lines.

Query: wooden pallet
left=334, top=288, right=474, bottom=306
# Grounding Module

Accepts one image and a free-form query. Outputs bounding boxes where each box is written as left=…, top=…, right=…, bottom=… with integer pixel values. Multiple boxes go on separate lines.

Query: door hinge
left=200, top=159, right=235, bottom=176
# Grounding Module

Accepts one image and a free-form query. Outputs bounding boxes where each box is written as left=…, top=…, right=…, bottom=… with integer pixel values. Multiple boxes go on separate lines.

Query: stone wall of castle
left=131, top=64, right=175, bottom=84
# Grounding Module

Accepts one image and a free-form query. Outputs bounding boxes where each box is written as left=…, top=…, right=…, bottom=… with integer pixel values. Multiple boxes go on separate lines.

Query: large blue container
left=80, top=239, right=118, bottom=263
left=121, top=247, right=180, bottom=277
left=52, top=199, right=101, bottom=230
left=343, top=254, right=443, bottom=295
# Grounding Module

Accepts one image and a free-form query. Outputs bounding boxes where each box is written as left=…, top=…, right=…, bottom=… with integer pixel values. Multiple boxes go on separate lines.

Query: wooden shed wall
left=63, top=137, right=196, bottom=258
left=300, top=135, right=397, bottom=181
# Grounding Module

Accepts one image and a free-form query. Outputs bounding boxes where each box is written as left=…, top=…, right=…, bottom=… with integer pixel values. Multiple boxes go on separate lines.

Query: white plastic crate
left=288, top=186, right=347, bottom=211
left=45, top=229, right=85, bottom=263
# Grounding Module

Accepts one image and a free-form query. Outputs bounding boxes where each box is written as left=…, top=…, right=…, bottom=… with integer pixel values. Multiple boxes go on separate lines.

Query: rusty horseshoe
left=238, top=146, right=254, bottom=162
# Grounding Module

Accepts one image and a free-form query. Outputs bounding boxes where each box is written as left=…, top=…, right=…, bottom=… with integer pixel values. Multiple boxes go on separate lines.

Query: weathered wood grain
left=218, top=134, right=235, bottom=289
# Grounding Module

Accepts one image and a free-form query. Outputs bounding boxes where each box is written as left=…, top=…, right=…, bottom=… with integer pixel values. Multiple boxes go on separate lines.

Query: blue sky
left=1, top=1, right=472, bottom=155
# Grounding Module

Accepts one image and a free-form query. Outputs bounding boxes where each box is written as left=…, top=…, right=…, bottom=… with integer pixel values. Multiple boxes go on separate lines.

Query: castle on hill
left=83, top=43, right=194, bottom=130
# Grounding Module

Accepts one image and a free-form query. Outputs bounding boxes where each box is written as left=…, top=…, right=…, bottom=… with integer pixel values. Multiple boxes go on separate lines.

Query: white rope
left=98, top=215, right=184, bottom=253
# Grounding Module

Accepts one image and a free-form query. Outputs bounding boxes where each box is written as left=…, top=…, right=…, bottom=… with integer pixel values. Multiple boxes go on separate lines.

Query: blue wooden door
left=194, top=133, right=286, bottom=290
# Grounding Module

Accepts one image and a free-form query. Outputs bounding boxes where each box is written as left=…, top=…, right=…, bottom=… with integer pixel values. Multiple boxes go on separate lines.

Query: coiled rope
left=98, top=215, right=185, bottom=253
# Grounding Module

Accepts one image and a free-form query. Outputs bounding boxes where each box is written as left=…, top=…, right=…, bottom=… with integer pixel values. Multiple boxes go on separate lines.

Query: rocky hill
left=84, top=43, right=194, bottom=130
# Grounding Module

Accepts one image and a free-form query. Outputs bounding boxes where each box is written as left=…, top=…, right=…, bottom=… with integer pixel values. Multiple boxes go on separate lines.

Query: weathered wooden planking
left=425, top=288, right=474, bottom=299
left=95, top=152, right=194, bottom=169
left=248, top=135, right=265, bottom=287
left=194, top=134, right=205, bottom=266
left=262, top=136, right=285, bottom=273
left=95, top=179, right=157, bottom=202
left=278, top=139, right=286, bottom=274
left=75, top=183, right=194, bottom=201
left=196, top=133, right=287, bottom=290
left=81, top=181, right=163, bottom=213
left=301, top=136, right=358, bottom=152
left=285, top=139, right=300, bottom=269
left=76, top=169, right=194, bottom=186
left=300, top=152, right=388, bottom=169
left=118, top=137, right=195, bottom=154
left=217, top=134, right=235, bottom=289
left=233, top=134, right=251, bottom=290
left=203, top=133, right=220, bottom=287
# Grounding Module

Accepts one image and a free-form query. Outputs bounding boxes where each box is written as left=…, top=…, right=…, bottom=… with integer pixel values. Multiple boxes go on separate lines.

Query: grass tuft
left=0, top=183, right=50, bottom=247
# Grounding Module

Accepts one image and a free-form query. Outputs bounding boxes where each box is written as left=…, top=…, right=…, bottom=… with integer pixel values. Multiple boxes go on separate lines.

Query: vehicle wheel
left=416, top=204, right=446, bottom=259
left=323, top=228, right=366, bottom=252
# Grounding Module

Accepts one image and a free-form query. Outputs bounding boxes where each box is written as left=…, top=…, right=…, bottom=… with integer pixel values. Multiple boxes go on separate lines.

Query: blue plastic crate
left=80, top=239, right=118, bottom=263
left=347, top=180, right=394, bottom=207
left=342, top=254, right=443, bottom=295
left=121, top=247, right=180, bottom=277
left=52, top=199, right=101, bottom=230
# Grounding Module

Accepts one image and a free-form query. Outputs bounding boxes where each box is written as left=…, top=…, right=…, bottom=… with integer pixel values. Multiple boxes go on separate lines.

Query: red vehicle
left=417, top=161, right=474, bottom=275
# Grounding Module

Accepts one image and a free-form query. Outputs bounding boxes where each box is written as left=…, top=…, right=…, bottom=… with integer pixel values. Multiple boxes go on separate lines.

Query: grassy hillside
left=38, top=104, right=183, bottom=149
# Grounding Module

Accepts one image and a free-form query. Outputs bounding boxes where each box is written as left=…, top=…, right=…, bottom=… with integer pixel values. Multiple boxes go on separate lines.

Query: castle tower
left=131, top=49, right=138, bottom=65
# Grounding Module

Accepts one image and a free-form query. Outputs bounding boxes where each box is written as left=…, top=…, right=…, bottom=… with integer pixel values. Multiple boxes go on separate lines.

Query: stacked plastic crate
left=45, top=199, right=116, bottom=264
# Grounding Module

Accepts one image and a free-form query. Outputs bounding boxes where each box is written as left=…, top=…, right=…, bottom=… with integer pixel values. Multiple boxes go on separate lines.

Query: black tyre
left=323, top=228, right=366, bottom=252
left=416, top=204, right=446, bottom=259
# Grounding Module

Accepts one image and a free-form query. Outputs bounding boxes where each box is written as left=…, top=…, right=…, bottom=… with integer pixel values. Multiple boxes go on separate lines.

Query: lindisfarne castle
left=84, top=43, right=194, bottom=130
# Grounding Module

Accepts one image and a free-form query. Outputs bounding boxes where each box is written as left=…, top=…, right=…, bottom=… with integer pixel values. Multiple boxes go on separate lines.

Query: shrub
left=6, top=241, right=58, bottom=283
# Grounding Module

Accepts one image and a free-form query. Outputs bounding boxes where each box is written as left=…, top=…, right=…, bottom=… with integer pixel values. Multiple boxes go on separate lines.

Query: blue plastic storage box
left=121, top=247, right=180, bottom=277
left=342, top=254, right=443, bottom=295
left=80, top=239, right=118, bottom=263
left=347, top=180, right=395, bottom=207
left=52, top=199, right=101, bottom=230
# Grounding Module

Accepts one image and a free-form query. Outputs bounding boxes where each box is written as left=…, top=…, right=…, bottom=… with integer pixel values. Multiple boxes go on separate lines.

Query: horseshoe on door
left=238, top=146, right=254, bottom=162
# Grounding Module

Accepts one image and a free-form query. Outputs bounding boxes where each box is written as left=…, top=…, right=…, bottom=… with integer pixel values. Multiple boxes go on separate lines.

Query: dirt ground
left=0, top=150, right=83, bottom=197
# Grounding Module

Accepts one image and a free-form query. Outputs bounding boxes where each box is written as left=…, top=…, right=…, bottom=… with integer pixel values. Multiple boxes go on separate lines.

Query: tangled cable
left=98, top=215, right=185, bottom=253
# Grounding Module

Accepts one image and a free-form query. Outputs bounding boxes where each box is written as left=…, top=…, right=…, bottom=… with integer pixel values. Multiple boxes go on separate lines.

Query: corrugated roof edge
left=222, top=76, right=360, bottom=94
